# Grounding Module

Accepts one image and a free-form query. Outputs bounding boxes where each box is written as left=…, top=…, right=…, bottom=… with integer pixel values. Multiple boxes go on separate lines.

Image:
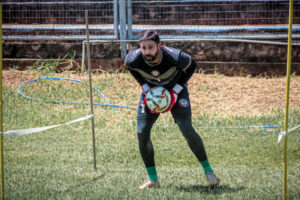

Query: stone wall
left=3, top=41, right=300, bottom=76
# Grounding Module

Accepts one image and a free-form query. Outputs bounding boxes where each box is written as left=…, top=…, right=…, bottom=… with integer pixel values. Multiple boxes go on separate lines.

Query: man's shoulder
left=162, top=46, right=181, bottom=60
left=125, top=49, right=142, bottom=67
left=162, top=46, right=191, bottom=69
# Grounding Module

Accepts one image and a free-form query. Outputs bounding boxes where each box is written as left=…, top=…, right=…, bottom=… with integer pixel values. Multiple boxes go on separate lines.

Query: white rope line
left=0, top=115, right=94, bottom=136
left=277, top=124, right=300, bottom=144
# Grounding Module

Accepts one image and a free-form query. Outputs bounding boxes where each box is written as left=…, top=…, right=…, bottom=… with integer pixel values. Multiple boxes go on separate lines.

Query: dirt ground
left=3, top=70, right=300, bottom=116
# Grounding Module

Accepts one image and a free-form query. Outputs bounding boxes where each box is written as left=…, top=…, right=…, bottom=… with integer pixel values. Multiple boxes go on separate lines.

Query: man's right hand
left=141, top=83, right=150, bottom=108
left=141, top=83, right=150, bottom=94
left=141, top=84, right=158, bottom=114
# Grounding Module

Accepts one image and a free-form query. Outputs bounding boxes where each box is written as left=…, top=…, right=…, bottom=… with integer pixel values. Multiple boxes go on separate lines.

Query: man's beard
left=143, top=50, right=159, bottom=62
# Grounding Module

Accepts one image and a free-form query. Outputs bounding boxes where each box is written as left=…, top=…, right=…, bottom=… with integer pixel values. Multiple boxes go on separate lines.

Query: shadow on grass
left=176, top=184, right=245, bottom=194
left=59, top=174, right=105, bottom=193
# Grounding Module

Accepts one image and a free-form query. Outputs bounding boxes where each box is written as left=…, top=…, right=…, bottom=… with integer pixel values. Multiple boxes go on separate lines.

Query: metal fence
left=129, top=0, right=300, bottom=38
left=3, top=1, right=118, bottom=40
left=2, top=0, right=300, bottom=57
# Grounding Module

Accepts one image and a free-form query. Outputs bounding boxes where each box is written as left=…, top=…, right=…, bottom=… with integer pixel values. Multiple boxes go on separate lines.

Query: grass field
left=3, top=70, right=300, bottom=200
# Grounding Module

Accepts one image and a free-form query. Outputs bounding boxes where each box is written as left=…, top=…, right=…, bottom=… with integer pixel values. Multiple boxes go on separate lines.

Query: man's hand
left=141, top=83, right=151, bottom=94
left=142, top=83, right=158, bottom=113
left=164, top=84, right=183, bottom=112
left=141, top=83, right=150, bottom=104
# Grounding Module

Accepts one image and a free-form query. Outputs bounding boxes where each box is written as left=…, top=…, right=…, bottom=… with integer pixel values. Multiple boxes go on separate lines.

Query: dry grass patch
left=3, top=70, right=300, bottom=117
left=189, top=74, right=300, bottom=116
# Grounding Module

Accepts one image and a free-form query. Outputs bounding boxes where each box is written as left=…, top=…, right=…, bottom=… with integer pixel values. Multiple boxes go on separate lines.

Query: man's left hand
left=164, top=84, right=183, bottom=112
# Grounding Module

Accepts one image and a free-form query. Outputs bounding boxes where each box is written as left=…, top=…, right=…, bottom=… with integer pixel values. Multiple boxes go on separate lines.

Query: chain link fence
left=2, top=0, right=300, bottom=61
left=3, top=0, right=300, bottom=40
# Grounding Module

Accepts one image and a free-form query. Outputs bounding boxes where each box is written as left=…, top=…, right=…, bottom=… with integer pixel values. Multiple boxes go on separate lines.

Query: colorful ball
left=146, top=86, right=171, bottom=113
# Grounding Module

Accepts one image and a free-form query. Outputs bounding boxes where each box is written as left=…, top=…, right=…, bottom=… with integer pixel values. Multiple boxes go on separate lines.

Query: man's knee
left=137, top=117, right=157, bottom=133
left=137, top=118, right=155, bottom=144
left=137, top=124, right=147, bottom=135
left=176, top=120, right=195, bottom=137
left=137, top=119, right=151, bottom=134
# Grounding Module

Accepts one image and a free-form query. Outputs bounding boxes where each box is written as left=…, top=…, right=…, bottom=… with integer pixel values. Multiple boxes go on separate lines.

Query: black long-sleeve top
left=125, top=46, right=197, bottom=90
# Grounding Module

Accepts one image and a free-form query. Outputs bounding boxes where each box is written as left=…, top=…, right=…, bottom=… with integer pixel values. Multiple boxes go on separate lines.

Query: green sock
left=146, top=166, right=158, bottom=182
left=200, top=160, right=213, bottom=174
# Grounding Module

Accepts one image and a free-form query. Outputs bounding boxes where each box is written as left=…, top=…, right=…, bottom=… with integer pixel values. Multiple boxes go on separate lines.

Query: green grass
left=3, top=72, right=300, bottom=200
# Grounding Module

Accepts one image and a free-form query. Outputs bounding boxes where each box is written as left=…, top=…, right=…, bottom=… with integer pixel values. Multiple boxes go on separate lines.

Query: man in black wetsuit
left=125, top=30, right=219, bottom=189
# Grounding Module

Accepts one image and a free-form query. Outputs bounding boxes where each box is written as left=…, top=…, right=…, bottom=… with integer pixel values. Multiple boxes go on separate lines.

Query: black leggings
left=137, top=87, right=208, bottom=168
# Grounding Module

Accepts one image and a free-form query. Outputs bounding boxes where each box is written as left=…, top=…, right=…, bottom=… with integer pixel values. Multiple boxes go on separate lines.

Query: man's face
left=140, top=40, right=161, bottom=62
